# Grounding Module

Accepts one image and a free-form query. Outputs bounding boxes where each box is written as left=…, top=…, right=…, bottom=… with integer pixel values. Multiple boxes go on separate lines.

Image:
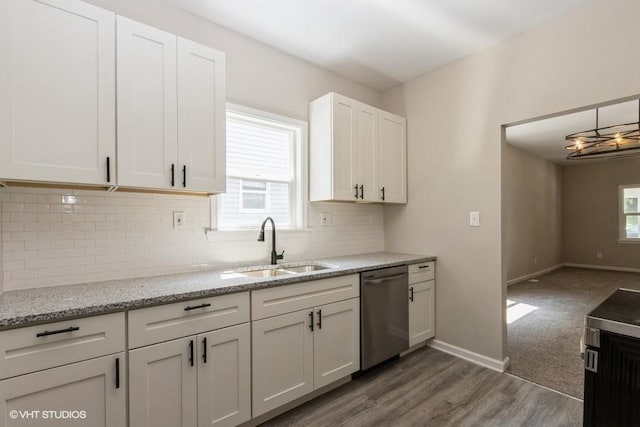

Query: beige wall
left=382, top=0, right=640, bottom=361
left=504, top=145, right=563, bottom=282
left=564, top=157, right=640, bottom=269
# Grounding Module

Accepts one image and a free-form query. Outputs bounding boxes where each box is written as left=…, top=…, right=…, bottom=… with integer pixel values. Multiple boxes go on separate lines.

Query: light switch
left=469, top=211, right=480, bottom=227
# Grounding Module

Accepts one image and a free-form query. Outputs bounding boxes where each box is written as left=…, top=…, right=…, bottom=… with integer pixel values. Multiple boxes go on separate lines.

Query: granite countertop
left=0, top=252, right=435, bottom=330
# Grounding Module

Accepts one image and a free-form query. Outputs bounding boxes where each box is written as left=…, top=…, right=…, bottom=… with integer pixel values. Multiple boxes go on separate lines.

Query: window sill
left=205, top=227, right=312, bottom=241
left=618, top=239, right=640, bottom=244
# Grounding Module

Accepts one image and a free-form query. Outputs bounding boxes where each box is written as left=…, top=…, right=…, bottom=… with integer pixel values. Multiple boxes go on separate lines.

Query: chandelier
left=565, top=100, right=640, bottom=160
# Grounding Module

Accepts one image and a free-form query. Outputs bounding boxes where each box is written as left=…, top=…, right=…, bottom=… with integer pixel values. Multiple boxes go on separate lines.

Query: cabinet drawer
left=0, top=312, right=125, bottom=380
left=128, top=292, right=250, bottom=349
left=252, top=275, right=359, bottom=320
left=409, top=262, right=435, bottom=284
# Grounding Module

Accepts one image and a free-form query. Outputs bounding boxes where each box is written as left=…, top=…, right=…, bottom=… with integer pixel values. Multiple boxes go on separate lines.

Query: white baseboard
left=563, top=263, right=640, bottom=274
left=506, top=264, right=563, bottom=286
left=428, top=340, right=510, bottom=373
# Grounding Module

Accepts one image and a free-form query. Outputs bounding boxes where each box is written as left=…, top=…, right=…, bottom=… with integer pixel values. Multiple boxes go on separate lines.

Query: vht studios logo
left=9, top=410, right=87, bottom=420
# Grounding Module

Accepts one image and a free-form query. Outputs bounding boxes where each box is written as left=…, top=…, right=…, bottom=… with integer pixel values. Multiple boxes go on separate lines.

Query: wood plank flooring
left=262, top=347, right=582, bottom=427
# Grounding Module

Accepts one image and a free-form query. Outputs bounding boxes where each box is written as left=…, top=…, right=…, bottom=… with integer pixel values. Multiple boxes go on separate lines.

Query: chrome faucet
left=258, top=217, right=284, bottom=265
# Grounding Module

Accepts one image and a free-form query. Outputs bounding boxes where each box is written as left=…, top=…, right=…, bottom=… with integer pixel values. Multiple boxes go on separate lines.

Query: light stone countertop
left=0, top=252, right=435, bottom=330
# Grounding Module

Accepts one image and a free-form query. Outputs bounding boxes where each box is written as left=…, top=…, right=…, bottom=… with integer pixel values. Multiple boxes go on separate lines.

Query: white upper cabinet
left=177, top=38, right=226, bottom=193
left=116, top=17, right=178, bottom=190
left=309, top=92, right=406, bottom=204
left=379, top=111, right=407, bottom=203
left=117, top=19, right=226, bottom=193
left=0, top=0, right=116, bottom=186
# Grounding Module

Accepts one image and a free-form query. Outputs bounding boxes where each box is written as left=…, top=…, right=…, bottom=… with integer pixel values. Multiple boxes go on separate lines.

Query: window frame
left=238, top=179, right=271, bottom=213
left=209, top=103, right=308, bottom=232
left=618, top=184, right=640, bottom=243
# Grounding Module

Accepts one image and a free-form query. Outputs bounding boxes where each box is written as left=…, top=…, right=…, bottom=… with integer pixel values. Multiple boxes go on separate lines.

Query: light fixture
left=565, top=100, right=640, bottom=160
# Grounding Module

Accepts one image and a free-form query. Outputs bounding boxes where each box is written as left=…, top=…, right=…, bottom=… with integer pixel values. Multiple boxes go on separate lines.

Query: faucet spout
left=258, top=217, right=284, bottom=265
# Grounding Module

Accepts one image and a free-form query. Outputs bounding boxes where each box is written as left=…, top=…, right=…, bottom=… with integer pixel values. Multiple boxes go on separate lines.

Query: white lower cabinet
left=128, top=323, right=251, bottom=427
left=0, top=352, right=126, bottom=427
left=409, top=280, right=435, bottom=346
left=129, top=336, right=198, bottom=427
left=252, top=297, right=360, bottom=417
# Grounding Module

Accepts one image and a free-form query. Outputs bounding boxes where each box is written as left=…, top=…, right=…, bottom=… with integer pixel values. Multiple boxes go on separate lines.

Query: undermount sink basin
left=237, top=263, right=330, bottom=278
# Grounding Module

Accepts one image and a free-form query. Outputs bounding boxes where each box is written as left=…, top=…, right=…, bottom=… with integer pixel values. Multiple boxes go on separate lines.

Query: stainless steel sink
left=281, top=264, right=329, bottom=273
left=240, top=269, right=293, bottom=278
left=237, top=263, right=330, bottom=278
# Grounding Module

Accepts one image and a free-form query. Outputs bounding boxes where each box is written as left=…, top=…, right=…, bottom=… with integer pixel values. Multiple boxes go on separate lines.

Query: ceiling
left=161, top=0, right=592, bottom=90
left=506, top=100, right=640, bottom=165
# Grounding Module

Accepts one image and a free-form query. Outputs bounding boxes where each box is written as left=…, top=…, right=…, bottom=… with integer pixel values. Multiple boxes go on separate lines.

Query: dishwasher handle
left=363, top=273, right=407, bottom=284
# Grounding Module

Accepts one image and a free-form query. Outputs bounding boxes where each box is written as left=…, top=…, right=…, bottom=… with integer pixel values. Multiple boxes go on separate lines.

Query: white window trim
left=618, top=184, right=640, bottom=243
left=207, top=103, right=308, bottom=234
left=238, top=179, right=271, bottom=213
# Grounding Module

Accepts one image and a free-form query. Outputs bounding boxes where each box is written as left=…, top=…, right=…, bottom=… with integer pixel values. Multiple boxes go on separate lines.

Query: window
left=213, top=104, right=307, bottom=230
left=619, top=185, right=640, bottom=241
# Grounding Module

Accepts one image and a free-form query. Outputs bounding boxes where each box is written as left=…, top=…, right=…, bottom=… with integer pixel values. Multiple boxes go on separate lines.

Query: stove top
left=588, top=289, right=640, bottom=333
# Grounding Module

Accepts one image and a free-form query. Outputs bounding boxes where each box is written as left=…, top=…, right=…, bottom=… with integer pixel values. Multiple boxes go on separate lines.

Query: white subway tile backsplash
left=1, top=186, right=384, bottom=291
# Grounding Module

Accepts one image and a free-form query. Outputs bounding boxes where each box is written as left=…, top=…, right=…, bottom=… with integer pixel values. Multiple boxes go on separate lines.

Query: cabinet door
left=197, top=324, right=250, bottom=427
left=116, top=16, right=178, bottom=190
left=409, top=281, right=435, bottom=346
left=129, top=337, right=197, bottom=427
left=177, top=38, right=226, bottom=193
left=378, top=111, right=407, bottom=203
left=313, top=298, right=360, bottom=389
left=0, top=0, right=115, bottom=185
left=356, top=104, right=379, bottom=202
left=331, top=94, right=359, bottom=201
left=0, top=353, right=125, bottom=427
left=252, top=310, right=314, bottom=417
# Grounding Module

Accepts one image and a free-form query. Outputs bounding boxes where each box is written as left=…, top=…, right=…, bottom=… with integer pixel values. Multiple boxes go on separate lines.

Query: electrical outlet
left=469, top=211, right=480, bottom=227
left=534, top=257, right=538, bottom=265
left=597, top=252, right=603, bottom=259
left=173, top=211, right=185, bottom=229
left=320, top=212, right=333, bottom=226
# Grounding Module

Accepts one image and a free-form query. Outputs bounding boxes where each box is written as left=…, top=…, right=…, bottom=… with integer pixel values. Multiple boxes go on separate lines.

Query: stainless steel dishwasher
left=360, top=265, right=409, bottom=370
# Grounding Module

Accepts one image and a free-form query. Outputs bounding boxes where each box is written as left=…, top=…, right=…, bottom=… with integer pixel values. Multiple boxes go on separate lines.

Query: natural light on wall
left=506, top=299, right=539, bottom=324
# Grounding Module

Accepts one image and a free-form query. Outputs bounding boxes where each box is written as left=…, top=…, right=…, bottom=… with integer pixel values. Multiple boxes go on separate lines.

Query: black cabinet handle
left=410, top=287, right=414, bottom=302
left=359, top=185, right=364, bottom=199
left=309, top=311, right=314, bottom=332
left=36, top=326, right=79, bottom=337
left=189, top=340, right=194, bottom=367
left=317, top=309, right=322, bottom=329
left=202, top=337, right=207, bottom=364
left=381, top=187, right=385, bottom=201
left=171, top=164, right=175, bottom=187
left=354, top=184, right=359, bottom=199
left=115, top=357, right=120, bottom=389
left=106, top=157, right=111, bottom=183
left=182, top=165, right=187, bottom=188
left=418, top=265, right=430, bottom=270
left=184, top=303, right=211, bottom=311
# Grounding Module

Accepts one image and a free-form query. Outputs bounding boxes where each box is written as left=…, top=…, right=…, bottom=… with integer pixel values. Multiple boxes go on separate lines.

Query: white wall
left=382, top=0, right=640, bottom=361
left=504, top=145, right=563, bottom=283
left=0, top=0, right=385, bottom=292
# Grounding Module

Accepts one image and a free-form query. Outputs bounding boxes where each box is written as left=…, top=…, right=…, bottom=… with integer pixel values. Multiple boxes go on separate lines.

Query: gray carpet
left=507, top=267, right=640, bottom=399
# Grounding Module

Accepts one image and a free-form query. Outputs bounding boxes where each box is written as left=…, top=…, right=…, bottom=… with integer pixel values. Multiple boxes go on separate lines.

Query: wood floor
left=263, top=347, right=583, bottom=427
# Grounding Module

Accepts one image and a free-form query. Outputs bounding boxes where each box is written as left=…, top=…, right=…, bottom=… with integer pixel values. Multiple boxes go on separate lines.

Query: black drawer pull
left=115, top=357, right=120, bottom=389
left=202, top=337, right=207, bottom=364
left=184, top=303, right=211, bottom=311
left=418, top=265, right=430, bottom=269
left=36, top=326, right=79, bottom=337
